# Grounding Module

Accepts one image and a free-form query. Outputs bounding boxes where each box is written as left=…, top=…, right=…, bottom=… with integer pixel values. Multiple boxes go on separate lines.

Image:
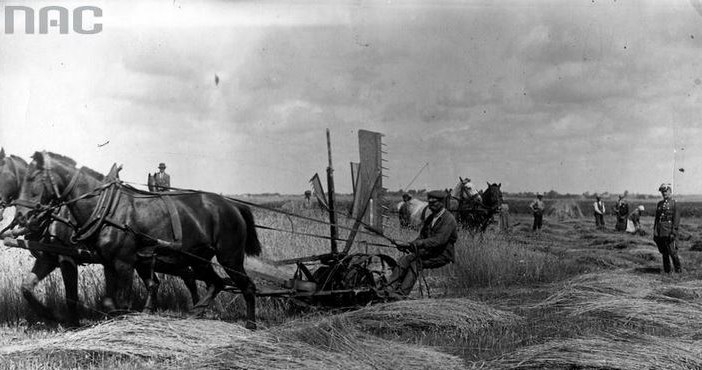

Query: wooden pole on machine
left=326, top=129, right=339, bottom=254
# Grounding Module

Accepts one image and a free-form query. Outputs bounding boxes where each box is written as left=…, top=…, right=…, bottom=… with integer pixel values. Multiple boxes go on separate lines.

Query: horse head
left=483, top=182, right=503, bottom=210
left=15, top=151, right=102, bottom=233
left=0, top=148, right=27, bottom=206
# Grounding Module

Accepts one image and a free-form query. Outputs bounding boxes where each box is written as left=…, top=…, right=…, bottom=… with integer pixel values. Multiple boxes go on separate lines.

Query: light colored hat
left=638, top=205, right=644, bottom=211
left=659, top=183, right=671, bottom=191
left=158, top=163, right=166, bottom=169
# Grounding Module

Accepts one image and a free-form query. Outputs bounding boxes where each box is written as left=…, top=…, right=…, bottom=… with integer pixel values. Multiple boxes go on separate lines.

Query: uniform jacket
left=153, top=172, right=171, bottom=191
left=411, top=209, right=458, bottom=263
left=654, top=197, right=680, bottom=238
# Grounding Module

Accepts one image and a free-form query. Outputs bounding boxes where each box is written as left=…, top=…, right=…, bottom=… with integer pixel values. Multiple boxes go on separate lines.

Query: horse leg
left=180, top=268, right=200, bottom=307
left=103, top=260, right=135, bottom=313
left=114, top=260, right=135, bottom=311
left=22, top=256, right=59, bottom=323
left=135, top=264, right=159, bottom=313
left=217, top=256, right=257, bottom=330
left=189, top=262, right=224, bottom=317
left=58, top=256, right=80, bottom=327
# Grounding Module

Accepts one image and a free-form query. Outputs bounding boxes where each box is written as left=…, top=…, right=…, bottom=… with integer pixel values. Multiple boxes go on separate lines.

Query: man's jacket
left=411, top=210, right=458, bottom=263
left=654, top=198, right=680, bottom=238
left=153, top=172, right=171, bottom=192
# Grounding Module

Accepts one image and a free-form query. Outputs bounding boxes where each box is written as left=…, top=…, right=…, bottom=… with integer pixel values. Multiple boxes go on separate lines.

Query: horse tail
left=238, top=204, right=262, bottom=256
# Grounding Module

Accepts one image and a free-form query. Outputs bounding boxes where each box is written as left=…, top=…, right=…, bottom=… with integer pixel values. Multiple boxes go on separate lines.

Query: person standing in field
left=499, top=202, right=510, bottom=232
left=387, top=190, right=458, bottom=299
left=593, top=194, right=606, bottom=230
left=614, top=195, right=629, bottom=232
left=529, top=193, right=545, bottom=232
left=653, top=183, right=681, bottom=274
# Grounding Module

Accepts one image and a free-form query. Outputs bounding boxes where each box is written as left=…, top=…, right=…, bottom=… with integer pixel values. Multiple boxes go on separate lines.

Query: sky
left=1, top=0, right=702, bottom=196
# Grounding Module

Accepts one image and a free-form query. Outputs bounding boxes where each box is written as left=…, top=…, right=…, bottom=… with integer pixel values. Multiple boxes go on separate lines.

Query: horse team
left=0, top=149, right=262, bottom=329
left=397, top=182, right=503, bottom=232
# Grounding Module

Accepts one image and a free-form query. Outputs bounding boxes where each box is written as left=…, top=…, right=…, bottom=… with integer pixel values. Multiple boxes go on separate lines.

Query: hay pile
left=489, top=332, right=702, bottom=369
left=1, top=299, right=510, bottom=369
left=547, top=200, right=583, bottom=220
left=0, top=314, right=252, bottom=362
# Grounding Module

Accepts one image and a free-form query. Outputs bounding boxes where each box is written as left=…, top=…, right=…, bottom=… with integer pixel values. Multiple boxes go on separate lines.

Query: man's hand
left=395, top=241, right=411, bottom=253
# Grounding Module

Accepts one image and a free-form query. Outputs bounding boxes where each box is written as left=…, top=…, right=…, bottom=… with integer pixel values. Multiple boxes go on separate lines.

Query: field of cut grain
left=3, top=194, right=702, bottom=369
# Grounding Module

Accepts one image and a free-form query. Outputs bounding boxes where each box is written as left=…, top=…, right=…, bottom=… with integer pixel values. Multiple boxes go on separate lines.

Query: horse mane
left=8, top=155, right=27, bottom=167
left=81, top=167, right=105, bottom=181
left=43, top=152, right=105, bottom=181
left=45, top=152, right=77, bottom=167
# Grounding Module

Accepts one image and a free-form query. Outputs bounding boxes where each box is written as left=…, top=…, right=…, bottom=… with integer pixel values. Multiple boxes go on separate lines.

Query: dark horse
left=447, top=180, right=503, bottom=232
left=15, top=152, right=262, bottom=329
left=0, top=148, right=26, bottom=209
left=0, top=150, right=202, bottom=327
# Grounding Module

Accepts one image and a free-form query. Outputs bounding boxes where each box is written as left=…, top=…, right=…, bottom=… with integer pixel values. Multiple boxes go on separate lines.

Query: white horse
left=396, top=198, right=432, bottom=229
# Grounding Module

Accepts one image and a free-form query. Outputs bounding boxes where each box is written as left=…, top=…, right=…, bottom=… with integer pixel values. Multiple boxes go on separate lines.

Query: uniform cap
left=158, top=163, right=166, bottom=169
left=427, top=190, right=447, bottom=200
left=659, top=183, right=671, bottom=191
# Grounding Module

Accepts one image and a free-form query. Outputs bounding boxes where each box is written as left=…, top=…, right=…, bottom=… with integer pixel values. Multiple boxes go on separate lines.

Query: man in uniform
left=653, top=183, right=681, bottom=274
left=153, top=162, right=171, bottom=192
left=387, top=190, right=458, bottom=298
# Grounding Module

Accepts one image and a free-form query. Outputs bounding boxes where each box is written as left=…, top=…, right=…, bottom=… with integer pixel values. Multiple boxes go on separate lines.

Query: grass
left=3, top=197, right=702, bottom=368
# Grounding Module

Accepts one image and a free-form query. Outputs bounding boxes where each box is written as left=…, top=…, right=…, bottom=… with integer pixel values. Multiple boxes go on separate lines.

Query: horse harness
left=19, top=154, right=184, bottom=262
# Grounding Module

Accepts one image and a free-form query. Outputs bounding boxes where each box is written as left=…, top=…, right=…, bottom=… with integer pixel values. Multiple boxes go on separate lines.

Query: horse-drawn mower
left=0, top=129, right=398, bottom=319
left=224, top=128, right=397, bottom=307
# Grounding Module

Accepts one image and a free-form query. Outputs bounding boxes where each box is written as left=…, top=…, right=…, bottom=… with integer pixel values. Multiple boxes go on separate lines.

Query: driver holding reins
left=386, top=190, right=458, bottom=299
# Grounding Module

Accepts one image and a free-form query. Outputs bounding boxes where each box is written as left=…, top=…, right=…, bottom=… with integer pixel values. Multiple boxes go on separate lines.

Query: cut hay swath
left=343, top=298, right=523, bottom=337
left=488, top=332, right=702, bottom=369
left=534, top=271, right=702, bottom=335
left=534, top=272, right=661, bottom=307
left=0, top=299, right=511, bottom=370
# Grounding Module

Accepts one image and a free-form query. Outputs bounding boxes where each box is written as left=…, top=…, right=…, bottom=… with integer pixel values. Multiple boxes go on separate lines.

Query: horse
left=447, top=180, right=503, bottom=232
left=0, top=148, right=27, bottom=210
left=396, top=196, right=432, bottom=229
left=15, top=152, right=262, bottom=329
left=0, top=151, right=203, bottom=327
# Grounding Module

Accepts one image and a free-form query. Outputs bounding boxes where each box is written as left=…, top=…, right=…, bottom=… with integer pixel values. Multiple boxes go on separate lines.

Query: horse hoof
left=142, top=305, right=156, bottom=314
left=189, top=306, right=206, bottom=318
left=245, top=320, right=257, bottom=330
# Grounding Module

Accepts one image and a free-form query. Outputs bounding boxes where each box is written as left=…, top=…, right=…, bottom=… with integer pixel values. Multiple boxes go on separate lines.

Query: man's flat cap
left=427, top=190, right=447, bottom=200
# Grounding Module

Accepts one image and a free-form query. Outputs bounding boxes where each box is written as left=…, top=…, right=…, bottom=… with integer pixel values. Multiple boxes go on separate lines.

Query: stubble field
left=1, top=195, right=702, bottom=369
